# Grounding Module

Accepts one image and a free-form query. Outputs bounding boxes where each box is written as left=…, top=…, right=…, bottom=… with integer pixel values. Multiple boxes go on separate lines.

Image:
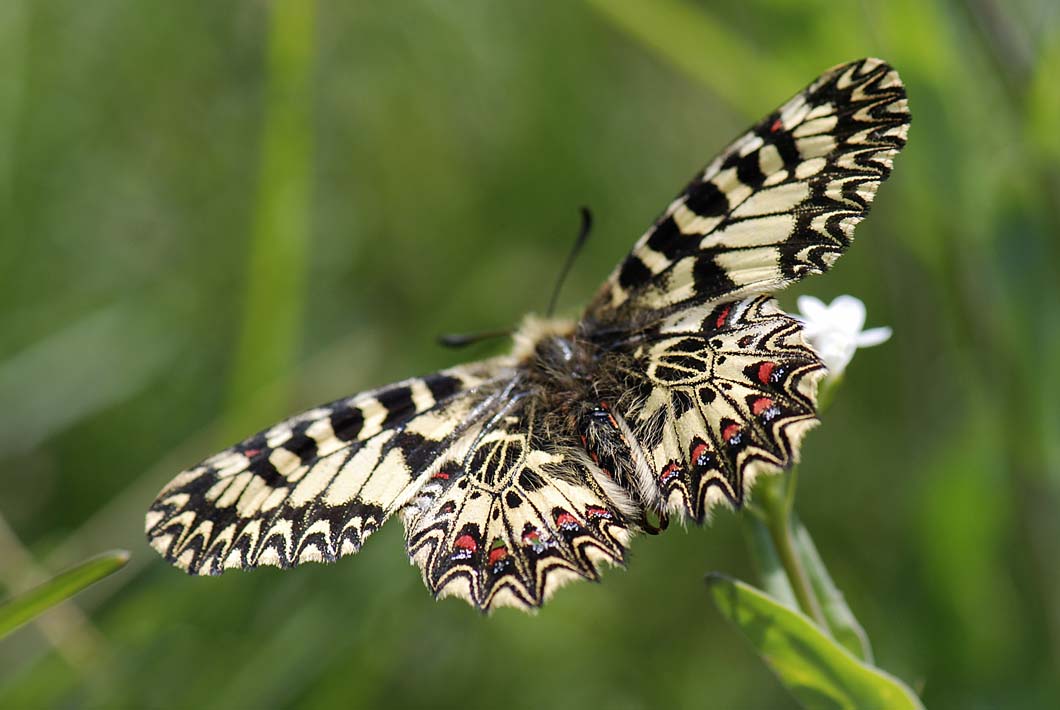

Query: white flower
left=794, top=295, right=892, bottom=377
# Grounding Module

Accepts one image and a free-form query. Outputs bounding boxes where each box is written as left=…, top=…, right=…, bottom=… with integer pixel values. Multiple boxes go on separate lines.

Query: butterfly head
left=511, top=314, right=578, bottom=365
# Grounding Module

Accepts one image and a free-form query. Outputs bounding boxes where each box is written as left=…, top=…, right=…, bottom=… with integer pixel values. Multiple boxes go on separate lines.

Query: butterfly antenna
left=440, top=208, right=591, bottom=347
left=437, top=328, right=511, bottom=349
left=546, top=206, right=593, bottom=317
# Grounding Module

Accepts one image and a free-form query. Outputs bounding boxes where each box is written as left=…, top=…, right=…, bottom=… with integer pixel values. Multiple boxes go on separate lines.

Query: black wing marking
left=145, top=360, right=514, bottom=575
left=402, top=397, right=635, bottom=611
left=591, top=58, right=909, bottom=320
left=629, top=296, right=824, bottom=521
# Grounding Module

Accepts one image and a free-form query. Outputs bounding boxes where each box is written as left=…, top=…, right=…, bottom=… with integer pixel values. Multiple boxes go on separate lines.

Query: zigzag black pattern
left=146, top=59, right=909, bottom=611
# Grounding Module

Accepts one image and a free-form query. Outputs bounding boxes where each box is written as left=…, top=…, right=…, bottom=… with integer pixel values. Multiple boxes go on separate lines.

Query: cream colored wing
left=145, top=360, right=513, bottom=575
left=627, top=296, right=825, bottom=521
left=402, top=397, right=634, bottom=611
left=591, top=58, right=909, bottom=319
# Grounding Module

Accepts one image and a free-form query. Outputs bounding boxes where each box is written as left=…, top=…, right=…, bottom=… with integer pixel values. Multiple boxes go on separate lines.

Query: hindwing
left=402, top=399, right=632, bottom=610
left=624, top=296, right=824, bottom=521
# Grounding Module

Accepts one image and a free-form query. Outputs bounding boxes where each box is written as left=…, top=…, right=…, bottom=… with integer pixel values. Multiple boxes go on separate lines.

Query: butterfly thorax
left=512, top=314, right=603, bottom=426
left=510, top=313, right=662, bottom=521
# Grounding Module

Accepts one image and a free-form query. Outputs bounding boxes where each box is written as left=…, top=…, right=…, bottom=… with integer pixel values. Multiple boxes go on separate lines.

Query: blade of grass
left=0, top=301, right=177, bottom=456
left=0, top=514, right=109, bottom=668
left=583, top=0, right=800, bottom=116
left=1026, top=28, right=1060, bottom=167
left=223, top=0, right=317, bottom=442
left=0, top=0, right=26, bottom=232
left=0, top=551, right=129, bottom=639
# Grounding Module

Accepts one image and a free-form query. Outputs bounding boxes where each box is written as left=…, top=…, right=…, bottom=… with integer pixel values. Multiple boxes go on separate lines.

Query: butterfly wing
left=619, top=296, right=824, bottom=521
left=145, top=359, right=516, bottom=575
left=147, top=356, right=634, bottom=611
left=146, top=57, right=909, bottom=611
left=591, top=57, right=909, bottom=318
left=402, top=396, right=634, bottom=611
left=579, top=58, right=909, bottom=523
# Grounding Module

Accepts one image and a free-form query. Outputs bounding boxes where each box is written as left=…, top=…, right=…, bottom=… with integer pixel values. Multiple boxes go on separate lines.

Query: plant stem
left=758, top=475, right=828, bottom=629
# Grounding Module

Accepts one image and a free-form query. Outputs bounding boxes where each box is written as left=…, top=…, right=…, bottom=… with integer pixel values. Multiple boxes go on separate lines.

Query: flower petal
left=792, top=295, right=892, bottom=379
left=809, top=332, right=856, bottom=374
left=796, top=295, right=828, bottom=322
left=829, top=295, right=867, bottom=333
left=856, top=326, right=893, bottom=348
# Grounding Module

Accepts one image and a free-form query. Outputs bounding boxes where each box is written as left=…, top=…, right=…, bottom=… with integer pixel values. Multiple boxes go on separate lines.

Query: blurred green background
left=2, top=1, right=1059, bottom=708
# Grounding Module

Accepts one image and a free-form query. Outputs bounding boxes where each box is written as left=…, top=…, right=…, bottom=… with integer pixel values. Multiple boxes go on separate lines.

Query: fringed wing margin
left=145, top=360, right=512, bottom=575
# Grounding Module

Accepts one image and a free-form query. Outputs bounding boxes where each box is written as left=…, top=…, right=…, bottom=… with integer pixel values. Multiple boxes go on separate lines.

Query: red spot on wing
left=770, top=118, right=784, bottom=133
left=555, top=512, right=578, bottom=528
left=715, top=305, right=732, bottom=329
left=690, top=441, right=709, bottom=466
left=488, top=545, right=508, bottom=564
left=431, top=471, right=450, bottom=480
left=244, top=448, right=261, bottom=458
left=660, top=461, right=682, bottom=484
left=723, top=423, right=742, bottom=443
left=454, top=534, right=477, bottom=552
left=752, top=397, right=775, bottom=416
left=757, top=362, right=776, bottom=385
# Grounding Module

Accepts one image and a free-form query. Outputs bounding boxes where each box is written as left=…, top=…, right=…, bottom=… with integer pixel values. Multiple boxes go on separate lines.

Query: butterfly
left=146, top=58, right=909, bottom=611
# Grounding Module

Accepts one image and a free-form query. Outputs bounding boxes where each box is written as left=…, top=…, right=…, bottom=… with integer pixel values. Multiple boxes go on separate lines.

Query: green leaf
left=0, top=550, right=129, bottom=639
left=707, top=574, right=924, bottom=710
left=791, top=516, right=874, bottom=663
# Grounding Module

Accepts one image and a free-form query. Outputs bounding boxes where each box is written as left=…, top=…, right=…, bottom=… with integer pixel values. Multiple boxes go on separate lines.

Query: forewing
left=592, top=58, right=909, bottom=317
left=402, top=399, right=634, bottom=611
left=621, top=296, right=824, bottom=521
left=145, top=359, right=514, bottom=575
